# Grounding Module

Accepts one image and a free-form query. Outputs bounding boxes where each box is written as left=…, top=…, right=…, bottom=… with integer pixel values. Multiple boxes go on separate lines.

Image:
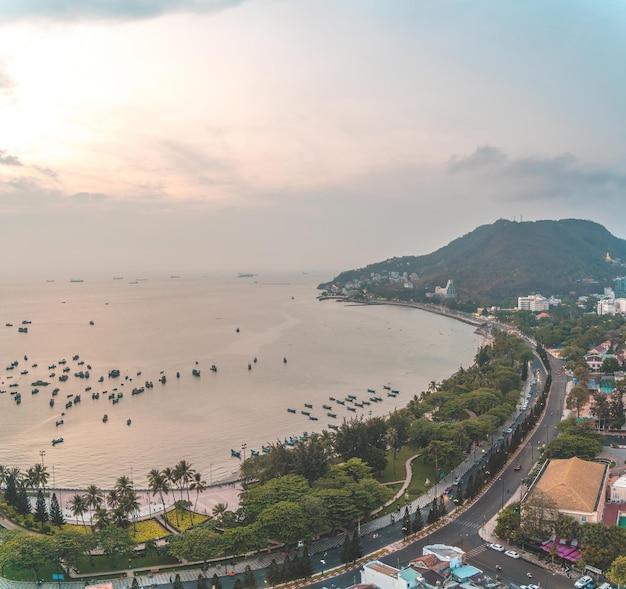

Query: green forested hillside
left=322, top=219, right=626, bottom=302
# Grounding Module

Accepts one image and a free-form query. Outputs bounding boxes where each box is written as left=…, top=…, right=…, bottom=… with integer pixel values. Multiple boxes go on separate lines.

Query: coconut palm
left=119, top=488, right=140, bottom=533
left=69, top=493, right=88, bottom=530
left=85, top=484, right=103, bottom=526
left=106, top=488, right=120, bottom=510
left=115, top=475, right=134, bottom=499
left=147, top=468, right=170, bottom=515
left=212, top=502, right=229, bottom=528
left=173, top=460, right=195, bottom=503
left=93, top=506, right=111, bottom=530
left=189, top=471, right=207, bottom=525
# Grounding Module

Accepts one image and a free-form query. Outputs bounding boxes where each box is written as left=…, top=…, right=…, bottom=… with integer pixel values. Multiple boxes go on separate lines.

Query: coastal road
left=203, top=355, right=571, bottom=589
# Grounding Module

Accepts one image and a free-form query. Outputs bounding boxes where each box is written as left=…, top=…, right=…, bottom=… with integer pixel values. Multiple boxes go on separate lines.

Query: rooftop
left=532, top=457, right=607, bottom=513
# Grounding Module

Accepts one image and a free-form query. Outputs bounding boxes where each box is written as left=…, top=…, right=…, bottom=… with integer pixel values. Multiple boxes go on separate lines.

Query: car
left=505, top=550, right=520, bottom=559
left=575, top=577, right=593, bottom=589
left=514, top=464, right=522, bottom=471
left=489, top=543, right=505, bottom=551
left=505, top=427, right=513, bottom=434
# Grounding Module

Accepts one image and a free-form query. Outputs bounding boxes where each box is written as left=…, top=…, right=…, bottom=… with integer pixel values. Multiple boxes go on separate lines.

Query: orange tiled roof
left=533, top=457, right=606, bottom=513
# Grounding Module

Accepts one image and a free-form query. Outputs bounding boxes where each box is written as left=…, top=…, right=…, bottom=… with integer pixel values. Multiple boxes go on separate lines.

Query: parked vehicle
left=575, top=576, right=593, bottom=588
left=505, top=550, right=520, bottom=559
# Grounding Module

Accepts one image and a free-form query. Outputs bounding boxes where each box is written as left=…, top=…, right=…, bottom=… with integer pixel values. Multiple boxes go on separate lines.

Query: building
left=525, top=457, right=610, bottom=525
left=361, top=561, right=423, bottom=589
left=422, top=545, right=465, bottom=569
left=517, top=294, right=549, bottom=312
left=615, top=276, right=626, bottom=299
left=435, top=280, right=457, bottom=300
left=610, top=475, right=626, bottom=503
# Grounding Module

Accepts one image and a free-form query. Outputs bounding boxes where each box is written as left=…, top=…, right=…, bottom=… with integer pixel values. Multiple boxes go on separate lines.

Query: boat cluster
left=284, top=386, right=400, bottom=431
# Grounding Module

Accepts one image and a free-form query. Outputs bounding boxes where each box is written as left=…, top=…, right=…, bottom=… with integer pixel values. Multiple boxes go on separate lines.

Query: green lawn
left=377, top=446, right=439, bottom=513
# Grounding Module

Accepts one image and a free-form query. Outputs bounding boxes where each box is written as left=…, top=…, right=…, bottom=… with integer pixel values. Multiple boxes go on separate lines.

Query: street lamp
left=39, top=449, right=46, bottom=467
left=320, top=559, right=326, bottom=576
left=499, top=477, right=504, bottom=510
left=242, top=443, right=247, bottom=462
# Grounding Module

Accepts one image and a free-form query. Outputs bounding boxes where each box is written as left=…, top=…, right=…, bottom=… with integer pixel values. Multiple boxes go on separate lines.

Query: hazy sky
left=1, top=0, right=626, bottom=280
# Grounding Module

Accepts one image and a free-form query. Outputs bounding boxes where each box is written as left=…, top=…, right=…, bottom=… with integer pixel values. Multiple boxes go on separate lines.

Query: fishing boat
left=108, top=369, right=120, bottom=377
left=231, top=449, right=241, bottom=458
left=301, top=410, right=310, bottom=416
left=127, top=418, right=132, bottom=426
left=210, top=365, right=217, bottom=372
left=336, top=399, right=345, bottom=405
left=328, top=423, right=338, bottom=430
left=192, top=369, right=201, bottom=376
left=304, top=403, right=313, bottom=408
left=309, top=416, right=318, bottom=421
left=49, top=398, right=55, bottom=407
left=391, top=389, right=399, bottom=394
left=383, top=385, right=391, bottom=390
left=367, top=388, right=375, bottom=393
left=327, top=412, right=337, bottom=418
left=329, top=396, right=335, bottom=401
left=347, top=394, right=357, bottom=399
left=51, top=437, right=64, bottom=445
left=347, top=406, right=356, bottom=412
left=103, top=414, right=108, bottom=423
left=322, top=404, right=332, bottom=410
left=56, top=420, right=64, bottom=426
left=250, top=449, right=259, bottom=457
left=287, top=408, right=296, bottom=413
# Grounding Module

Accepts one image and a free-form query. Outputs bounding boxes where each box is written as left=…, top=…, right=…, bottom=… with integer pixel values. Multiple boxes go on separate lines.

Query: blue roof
left=452, top=565, right=482, bottom=580
left=400, top=569, right=420, bottom=583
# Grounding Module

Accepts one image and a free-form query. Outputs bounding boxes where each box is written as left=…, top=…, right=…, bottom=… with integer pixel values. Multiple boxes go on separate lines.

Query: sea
left=0, top=273, right=481, bottom=490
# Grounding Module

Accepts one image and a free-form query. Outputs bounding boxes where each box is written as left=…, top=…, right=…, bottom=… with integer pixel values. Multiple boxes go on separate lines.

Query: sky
left=1, top=0, right=626, bottom=280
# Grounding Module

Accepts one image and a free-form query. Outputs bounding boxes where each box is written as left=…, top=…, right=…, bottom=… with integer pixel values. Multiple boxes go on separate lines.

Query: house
left=361, top=560, right=423, bottom=589
left=610, top=475, right=626, bottom=503
left=422, top=544, right=465, bottom=569
left=524, top=457, right=610, bottom=524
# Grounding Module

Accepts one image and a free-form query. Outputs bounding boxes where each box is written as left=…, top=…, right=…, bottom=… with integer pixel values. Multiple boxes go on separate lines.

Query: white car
left=505, top=550, right=520, bottom=559
left=574, top=577, right=593, bottom=589
left=489, top=543, right=505, bottom=552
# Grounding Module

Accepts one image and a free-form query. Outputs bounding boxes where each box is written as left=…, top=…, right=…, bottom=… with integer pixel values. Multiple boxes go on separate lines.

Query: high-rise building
left=614, top=277, right=626, bottom=299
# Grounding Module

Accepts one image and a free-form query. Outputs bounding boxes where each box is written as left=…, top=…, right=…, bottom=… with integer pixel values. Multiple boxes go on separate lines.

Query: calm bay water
left=0, top=273, right=481, bottom=489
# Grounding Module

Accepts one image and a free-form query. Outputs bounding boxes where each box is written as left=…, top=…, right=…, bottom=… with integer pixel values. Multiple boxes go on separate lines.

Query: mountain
left=321, top=219, right=626, bottom=302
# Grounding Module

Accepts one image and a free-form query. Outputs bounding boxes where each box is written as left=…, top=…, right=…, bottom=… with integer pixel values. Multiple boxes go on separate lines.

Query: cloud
left=0, top=149, right=22, bottom=166
left=0, top=0, right=247, bottom=22
left=448, top=145, right=508, bottom=172
left=447, top=145, right=626, bottom=203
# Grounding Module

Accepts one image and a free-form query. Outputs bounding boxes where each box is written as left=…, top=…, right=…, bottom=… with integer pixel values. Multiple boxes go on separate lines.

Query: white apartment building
left=517, top=294, right=549, bottom=312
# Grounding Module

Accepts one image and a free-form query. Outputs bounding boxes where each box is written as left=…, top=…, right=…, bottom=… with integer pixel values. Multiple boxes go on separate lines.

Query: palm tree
left=85, top=484, right=103, bottom=527
left=93, top=506, right=111, bottom=530
left=148, top=469, right=165, bottom=515
left=212, top=502, right=229, bottom=529
left=173, top=460, right=195, bottom=503
left=0, top=465, right=8, bottom=489
left=119, top=488, right=140, bottom=533
left=106, top=488, right=120, bottom=510
left=69, top=493, right=88, bottom=530
left=189, top=472, right=207, bottom=525
left=115, top=475, right=134, bottom=499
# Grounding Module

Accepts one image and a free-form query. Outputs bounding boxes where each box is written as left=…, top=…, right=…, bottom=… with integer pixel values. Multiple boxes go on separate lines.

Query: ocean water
left=0, top=273, right=481, bottom=489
